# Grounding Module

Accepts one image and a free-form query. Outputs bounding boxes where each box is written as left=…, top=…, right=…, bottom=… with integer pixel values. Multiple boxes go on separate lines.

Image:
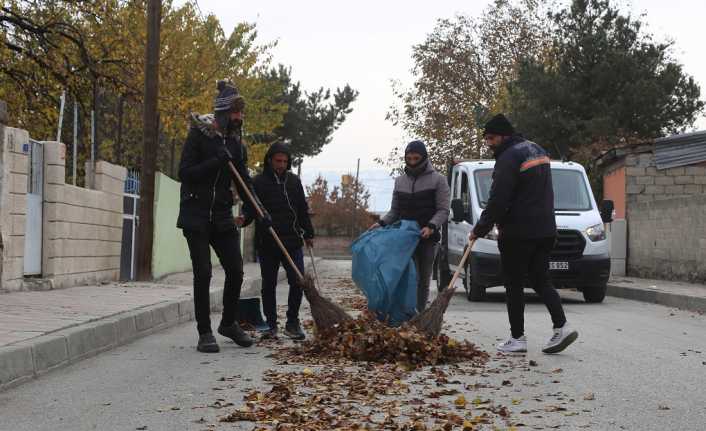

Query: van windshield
left=473, top=168, right=593, bottom=211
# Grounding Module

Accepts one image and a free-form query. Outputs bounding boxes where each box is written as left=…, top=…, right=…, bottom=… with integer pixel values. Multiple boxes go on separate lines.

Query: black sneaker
left=260, top=324, right=278, bottom=340
left=217, top=323, right=253, bottom=348
left=197, top=332, right=220, bottom=353
left=284, top=320, right=306, bottom=341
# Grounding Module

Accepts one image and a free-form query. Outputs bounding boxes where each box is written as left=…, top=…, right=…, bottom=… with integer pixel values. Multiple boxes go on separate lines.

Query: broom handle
left=226, top=160, right=305, bottom=282
left=307, top=244, right=321, bottom=289
left=446, top=238, right=477, bottom=291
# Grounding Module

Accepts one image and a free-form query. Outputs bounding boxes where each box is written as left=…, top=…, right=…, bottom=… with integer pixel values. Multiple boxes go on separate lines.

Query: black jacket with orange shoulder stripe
left=473, top=135, right=556, bottom=240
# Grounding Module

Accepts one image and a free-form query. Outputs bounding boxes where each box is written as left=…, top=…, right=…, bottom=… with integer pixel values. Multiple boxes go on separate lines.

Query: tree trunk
left=136, top=0, right=161, bottom=281
left=116, top=95, right=125, bottom=166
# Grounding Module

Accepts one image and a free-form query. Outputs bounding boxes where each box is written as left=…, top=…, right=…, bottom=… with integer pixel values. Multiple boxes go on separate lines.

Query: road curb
left=0, top=259, right=322, bottom=392
left=606, top=283, right=706, bottom=314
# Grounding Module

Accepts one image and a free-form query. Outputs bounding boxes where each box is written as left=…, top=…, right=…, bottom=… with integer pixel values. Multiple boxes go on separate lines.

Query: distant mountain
left=300, top=168, right=394, bottom=213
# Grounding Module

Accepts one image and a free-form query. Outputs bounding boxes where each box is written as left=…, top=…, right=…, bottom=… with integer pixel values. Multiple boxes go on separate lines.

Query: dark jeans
left=259, top=247, right=305, bottom=327
left=183, top=227, right=243, bottom=335
left=498, top=236, right=566, bottom=339
left=413, top=239, right=438, bottom=312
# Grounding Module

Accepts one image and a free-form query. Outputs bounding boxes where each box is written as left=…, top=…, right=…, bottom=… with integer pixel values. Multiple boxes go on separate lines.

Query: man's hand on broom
left=468, top=231, right=478, bottom=242
left=420, top=227, right=433, bottom=239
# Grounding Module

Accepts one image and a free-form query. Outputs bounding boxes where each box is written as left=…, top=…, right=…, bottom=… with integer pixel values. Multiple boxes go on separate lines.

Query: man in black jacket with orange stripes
left=470, top=114, right=578, bottom=354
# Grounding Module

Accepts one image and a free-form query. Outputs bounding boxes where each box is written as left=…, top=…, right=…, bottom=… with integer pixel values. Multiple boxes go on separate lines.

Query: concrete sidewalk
left=0, top=261, right=304, bottom=391
left=607, top=276, right=706, bottom=314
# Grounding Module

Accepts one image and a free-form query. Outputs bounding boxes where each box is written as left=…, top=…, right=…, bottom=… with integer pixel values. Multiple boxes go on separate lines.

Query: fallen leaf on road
left=583, top=393, right=595, bottom=401
left=529, top=360, right=538, bottom=366
left=544, top=405, right=567, bottom=412
left=454, top=395, right=467, bottom=407
left=551, top=368, right=563, bottom=373
left=658, top=405, right=671, bottom=410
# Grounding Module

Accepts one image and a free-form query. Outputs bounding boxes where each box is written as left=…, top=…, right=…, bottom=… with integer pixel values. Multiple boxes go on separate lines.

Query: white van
left=435, top=160, right=613, bottom=303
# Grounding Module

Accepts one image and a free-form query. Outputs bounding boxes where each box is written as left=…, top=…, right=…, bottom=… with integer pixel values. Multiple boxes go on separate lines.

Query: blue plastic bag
left=351, top=220, right=420, bottom=326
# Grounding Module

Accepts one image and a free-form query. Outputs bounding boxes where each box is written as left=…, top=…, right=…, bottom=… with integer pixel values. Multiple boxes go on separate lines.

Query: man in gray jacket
left=371, top=141, right=450, bottom=311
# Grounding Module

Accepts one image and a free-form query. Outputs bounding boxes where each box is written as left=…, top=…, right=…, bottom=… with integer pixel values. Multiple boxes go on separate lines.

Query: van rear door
left=447, top=165, right=473, bottom=269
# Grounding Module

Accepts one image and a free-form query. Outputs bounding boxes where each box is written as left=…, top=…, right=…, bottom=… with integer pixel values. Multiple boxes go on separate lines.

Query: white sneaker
left=542, top=323, right=579, bottom=354
left=497, top=336, right=527, bottom=353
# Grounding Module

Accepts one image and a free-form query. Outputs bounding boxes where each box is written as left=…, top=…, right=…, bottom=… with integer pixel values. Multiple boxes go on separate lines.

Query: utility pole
left=136, top=0, right=161, bottom=280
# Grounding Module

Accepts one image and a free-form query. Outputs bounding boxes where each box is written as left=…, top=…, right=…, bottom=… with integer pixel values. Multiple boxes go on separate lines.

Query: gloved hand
left=216, top=146, right=233, bottom=164
left=258, top=212, right=273, bottom=229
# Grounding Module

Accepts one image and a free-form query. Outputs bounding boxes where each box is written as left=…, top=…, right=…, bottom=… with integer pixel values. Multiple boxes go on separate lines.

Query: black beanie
left=483, top=113, right=515, bottom=136
left=214, top=80, right=245, bottom=113
left=405, top=140, right=428, bottom=159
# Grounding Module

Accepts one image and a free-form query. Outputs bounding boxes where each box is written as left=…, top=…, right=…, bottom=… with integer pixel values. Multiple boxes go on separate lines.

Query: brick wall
left=41, top=142, right=126, bottom=289
left=627, top=194, right=706, bottom=283
left=624, top=152, right=706, bottom=204
left=0, top=126, right=30, bottom=291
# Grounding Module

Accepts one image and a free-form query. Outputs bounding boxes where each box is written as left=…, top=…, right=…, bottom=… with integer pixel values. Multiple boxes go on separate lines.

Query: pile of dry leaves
left=278, top=312, right=488, bottom=368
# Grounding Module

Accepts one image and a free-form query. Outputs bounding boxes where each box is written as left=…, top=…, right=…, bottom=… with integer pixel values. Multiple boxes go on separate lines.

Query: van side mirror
left=451, top=199, right=465, bottom=223
left=599, top=200, right=614, bottom=223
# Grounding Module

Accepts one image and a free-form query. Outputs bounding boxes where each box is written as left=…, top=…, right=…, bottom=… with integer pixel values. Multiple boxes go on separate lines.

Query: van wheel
left=582, top=284, right=607, bottom=303
left=465, top=265, right=486, bottom=301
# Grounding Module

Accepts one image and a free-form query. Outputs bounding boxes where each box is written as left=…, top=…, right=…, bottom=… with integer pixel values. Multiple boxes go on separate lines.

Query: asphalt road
left=0, top=260, right=704, bottom=431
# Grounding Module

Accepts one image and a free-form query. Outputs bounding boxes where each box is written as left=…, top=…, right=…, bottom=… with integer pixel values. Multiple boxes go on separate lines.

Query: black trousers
left=183, top=227, right=243, bottom=335
left=498, top=236, right=567, bottom=339
left=259, top=247, right=305, bottom=327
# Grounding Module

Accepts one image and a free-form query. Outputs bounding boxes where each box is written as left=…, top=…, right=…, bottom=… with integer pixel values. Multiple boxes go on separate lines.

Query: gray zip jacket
left=381, top=161, right=450, bottom=241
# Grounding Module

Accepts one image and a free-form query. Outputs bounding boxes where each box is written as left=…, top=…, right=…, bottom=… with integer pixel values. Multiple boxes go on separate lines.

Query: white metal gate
left=23, top=140, right=43, bottom=276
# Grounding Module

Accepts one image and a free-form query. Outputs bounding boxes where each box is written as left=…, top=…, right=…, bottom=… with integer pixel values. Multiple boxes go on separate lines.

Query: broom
left=410, top=238, right=476, bottom=338
left=225, top=157, right=352, bottom=332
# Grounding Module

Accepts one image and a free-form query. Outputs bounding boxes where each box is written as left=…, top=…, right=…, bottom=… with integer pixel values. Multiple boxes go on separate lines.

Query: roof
left=594, top=142, right=653, bottom=169
left=456, top=159, right=586, bottom=172
left=654, top=130, right=706, bottom=170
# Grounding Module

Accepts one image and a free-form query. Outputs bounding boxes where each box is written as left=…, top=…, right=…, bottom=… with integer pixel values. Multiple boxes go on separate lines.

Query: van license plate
left=549, top=261, right=569, bottom=271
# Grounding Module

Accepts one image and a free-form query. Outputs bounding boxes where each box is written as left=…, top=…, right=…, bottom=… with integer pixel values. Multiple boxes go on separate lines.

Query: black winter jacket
left=473, top=135, right=556, bottom=240
left=243, top=143, right=314, bottom=253
left=176, top=113, right=255, bottom=232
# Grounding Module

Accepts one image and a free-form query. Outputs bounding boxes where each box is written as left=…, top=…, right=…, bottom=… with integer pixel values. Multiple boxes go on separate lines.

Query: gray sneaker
left=542, top=324, right=579, bottom=354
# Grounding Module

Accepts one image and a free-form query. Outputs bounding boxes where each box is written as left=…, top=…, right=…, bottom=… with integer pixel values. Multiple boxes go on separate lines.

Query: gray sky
left=189, top=0, right=706, bottom=176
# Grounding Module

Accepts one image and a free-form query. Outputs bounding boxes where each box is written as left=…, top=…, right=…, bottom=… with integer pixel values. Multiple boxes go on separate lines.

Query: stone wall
left=627, top=194, right=706, bottom=283
left=41, top=142, right=126, bottom=289
left=624, top=152, right=706, bottom=204
left=0, top=126, right=30, bottom=291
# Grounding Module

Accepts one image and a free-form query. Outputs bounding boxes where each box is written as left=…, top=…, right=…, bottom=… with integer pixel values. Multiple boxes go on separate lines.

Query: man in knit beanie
left=470, top=113, right=578, bottom=354
left=177, top=80, right=268, bottom=353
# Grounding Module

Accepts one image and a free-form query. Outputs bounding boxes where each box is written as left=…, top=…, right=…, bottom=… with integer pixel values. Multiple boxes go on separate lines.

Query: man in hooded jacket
left=177, top=80, right=270, bottom=353
left=371, top=140, right=450, bottom=312
left=238, top=142, right=314, bottom=340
